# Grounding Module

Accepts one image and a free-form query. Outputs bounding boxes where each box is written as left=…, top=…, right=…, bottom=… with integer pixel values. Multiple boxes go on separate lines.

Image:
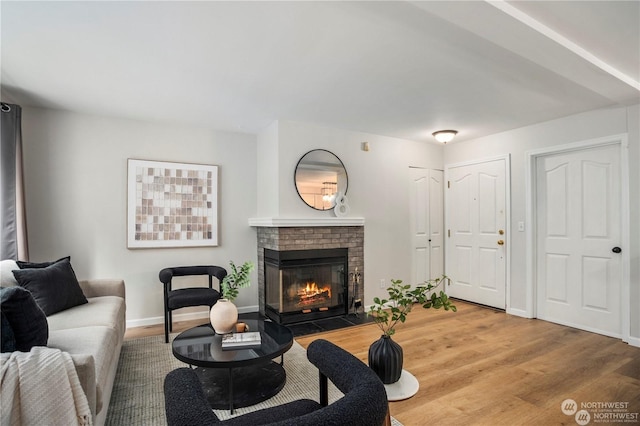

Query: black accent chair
left=160, top=265, right=227, bottom=343
left=164, top=339, right=390, bottom=426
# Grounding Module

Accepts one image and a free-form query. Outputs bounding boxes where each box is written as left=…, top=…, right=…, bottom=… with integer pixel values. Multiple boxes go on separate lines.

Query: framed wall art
left=127, top=159, right=218, bottom=248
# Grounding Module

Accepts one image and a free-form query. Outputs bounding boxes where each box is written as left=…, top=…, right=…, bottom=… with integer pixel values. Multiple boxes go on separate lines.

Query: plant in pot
left=210, top=260, right=255, bottom=334
left=367, top=275, right=456, bottom=384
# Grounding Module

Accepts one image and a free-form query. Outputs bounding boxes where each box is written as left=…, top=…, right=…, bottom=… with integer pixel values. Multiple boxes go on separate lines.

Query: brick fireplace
left=251, top=221, right=364, bottom=322
left=264, top=247, right=348, bottom=324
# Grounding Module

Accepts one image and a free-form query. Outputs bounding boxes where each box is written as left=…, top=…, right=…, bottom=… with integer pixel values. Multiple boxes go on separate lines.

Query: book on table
left=221, top=331, right=262, bottom=349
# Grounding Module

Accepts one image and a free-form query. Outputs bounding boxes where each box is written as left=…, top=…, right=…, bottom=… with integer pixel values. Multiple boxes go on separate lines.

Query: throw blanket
left=1, top=346, right=92, bottom=426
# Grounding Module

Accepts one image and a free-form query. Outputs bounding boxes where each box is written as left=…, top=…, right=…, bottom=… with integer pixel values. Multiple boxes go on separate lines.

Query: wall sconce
left=432, top=130, right=458, bottom=144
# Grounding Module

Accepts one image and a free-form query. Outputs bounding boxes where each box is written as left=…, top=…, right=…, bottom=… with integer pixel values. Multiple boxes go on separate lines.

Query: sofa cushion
left=0, top=286, right=48, bottom=351
left=16, top=255, right=70, bottom=269
left=1, top=311, right=17, bottom=352
left=1, top=259, right=19, bottom=287
left=12, top=258, right=88, bottom=316
left=47, top=296, right=126, bottom=343
left=48, top=326, right=120, bottom=416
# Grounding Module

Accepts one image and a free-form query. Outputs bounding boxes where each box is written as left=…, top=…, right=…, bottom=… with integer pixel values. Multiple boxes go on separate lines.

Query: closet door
left=410, top=168, right=444, bottom=285
left=535, top=144, right=622, bottom=337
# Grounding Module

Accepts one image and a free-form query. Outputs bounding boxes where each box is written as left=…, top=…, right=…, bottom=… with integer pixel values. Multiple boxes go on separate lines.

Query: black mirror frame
left=294, top=149, right=348, bottom=211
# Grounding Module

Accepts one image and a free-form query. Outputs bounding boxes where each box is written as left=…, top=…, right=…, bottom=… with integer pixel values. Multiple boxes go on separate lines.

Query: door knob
left=497, top=240, right=504, bottom=246
left=612, top=247, right=622, bottom=253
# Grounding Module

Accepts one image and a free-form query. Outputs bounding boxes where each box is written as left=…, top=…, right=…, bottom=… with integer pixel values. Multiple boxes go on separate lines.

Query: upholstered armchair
left=159, top=265, right=227, bottom=343
left=164, top=339, right=390, bottom=426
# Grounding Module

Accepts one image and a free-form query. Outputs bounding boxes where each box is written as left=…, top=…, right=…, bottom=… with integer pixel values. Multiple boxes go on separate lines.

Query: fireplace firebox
left=264, top=248, right=348, bottom=324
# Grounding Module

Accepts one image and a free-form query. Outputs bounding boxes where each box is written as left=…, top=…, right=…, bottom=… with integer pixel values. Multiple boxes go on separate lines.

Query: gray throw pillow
left=12, top=258, right=88, bottom=316
left=0, top=286, right=48, bottom=351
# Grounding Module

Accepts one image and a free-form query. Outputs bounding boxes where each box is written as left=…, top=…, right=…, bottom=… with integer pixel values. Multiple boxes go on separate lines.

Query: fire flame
left=299, top=281, right=331, bottom=298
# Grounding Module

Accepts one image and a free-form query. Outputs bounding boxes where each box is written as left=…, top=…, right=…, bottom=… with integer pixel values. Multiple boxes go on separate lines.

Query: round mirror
left=294, top=149, right=348, bottom=211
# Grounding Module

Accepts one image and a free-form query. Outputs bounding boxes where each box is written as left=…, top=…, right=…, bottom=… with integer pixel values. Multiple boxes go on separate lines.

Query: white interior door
left=535, top=144, right=622, bottom=337
left=446, top=158, right=507, bottom=309
left=410, top=168, right=444, bottom=285
left=429, top=169, right=444, bottom=279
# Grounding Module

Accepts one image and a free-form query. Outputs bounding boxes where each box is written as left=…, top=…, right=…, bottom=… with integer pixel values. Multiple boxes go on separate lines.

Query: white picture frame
left=127, top=159, right=218, bottom=248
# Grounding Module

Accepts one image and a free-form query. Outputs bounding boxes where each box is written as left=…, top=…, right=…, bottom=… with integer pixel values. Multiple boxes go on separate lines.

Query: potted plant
left=221, top=260, right=255, bottom=302
left=367, top=275, right=456, bottom=384
left=210, top=260, right=255, bottom=334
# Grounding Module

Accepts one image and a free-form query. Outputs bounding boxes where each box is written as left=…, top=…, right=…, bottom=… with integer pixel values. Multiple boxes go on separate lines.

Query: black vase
left=368, top=334, right=403, bottom=384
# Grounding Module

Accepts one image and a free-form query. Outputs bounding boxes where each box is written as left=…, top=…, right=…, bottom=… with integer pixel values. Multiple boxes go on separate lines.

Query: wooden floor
left=126, top=301, right=640, bottom=425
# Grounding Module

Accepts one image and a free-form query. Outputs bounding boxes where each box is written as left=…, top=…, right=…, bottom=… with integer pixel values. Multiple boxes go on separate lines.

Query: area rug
left=106, top=335, right=402, bottom=425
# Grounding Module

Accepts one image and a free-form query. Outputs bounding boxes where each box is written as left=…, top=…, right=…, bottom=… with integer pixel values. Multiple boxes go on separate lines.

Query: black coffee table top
left=172, top=318, right=294, bottom=369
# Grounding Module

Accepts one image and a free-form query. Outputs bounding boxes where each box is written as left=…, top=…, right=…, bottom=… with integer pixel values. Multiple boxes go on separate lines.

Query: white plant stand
left=383, top=369, right=420, bottom=401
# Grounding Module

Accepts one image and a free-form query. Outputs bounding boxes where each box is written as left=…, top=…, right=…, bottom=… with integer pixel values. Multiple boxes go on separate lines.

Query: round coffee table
left=172, top=318, right=293, bottom=413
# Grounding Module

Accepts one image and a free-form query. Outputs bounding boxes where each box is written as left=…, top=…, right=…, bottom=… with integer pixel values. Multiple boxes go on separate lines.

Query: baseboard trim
left=506, top=307, right=532, bottom=318
left=126, top=305, right=260, bottom=329
left=627, top=336, right=640, bottom=348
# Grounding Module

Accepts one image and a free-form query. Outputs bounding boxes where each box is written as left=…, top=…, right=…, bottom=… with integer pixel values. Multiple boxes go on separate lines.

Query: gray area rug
left=106, top=334, right=402, bottom=425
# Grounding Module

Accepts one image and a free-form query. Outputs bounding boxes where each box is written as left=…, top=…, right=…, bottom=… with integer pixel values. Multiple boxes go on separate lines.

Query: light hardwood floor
left=126, top=301, right=640, bottom=426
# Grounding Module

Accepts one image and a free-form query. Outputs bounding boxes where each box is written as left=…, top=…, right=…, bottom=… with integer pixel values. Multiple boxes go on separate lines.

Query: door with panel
left=410, top=168, right=444, bottom=285
left=535, top=144, right=622, bottom=337
left=446, top=158, right=507, bottom=309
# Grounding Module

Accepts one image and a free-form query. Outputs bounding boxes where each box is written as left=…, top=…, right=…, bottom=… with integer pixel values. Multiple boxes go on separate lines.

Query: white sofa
left=1, top=260, right=126, bottom=425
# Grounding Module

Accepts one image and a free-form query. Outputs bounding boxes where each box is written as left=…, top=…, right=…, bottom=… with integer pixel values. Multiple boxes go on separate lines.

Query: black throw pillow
left=0, top=286, right=48, bottom=351
left=1, top=311, right=17, bottom=352
left=17, top=255, right=70, bottom=269
left=12, top=258, right=88, bottom=316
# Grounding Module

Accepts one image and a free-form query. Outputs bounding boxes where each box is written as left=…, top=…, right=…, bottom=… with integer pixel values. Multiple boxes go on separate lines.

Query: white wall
left=443, top=105, right=640, bottom=342
left=257, top=120, right=444, bottom=304
left=20, top=107, right=258, bottom=326
left=256, top=121, right=279, bottom=217
left=18, top=105, right=637, bottom=340
left=627, top=104, right=640, bottom=343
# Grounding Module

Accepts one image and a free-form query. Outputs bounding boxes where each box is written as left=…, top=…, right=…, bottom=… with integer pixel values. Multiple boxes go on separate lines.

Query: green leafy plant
left=221, top=261, right=255, bottom=302
left=368, top=275, right=457, bottom=336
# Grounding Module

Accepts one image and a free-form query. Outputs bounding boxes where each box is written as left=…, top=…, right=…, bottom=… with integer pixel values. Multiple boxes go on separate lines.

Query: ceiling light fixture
left=322, top=181, right=337, bottom=203
left=432, top=130, right=458, bottom=144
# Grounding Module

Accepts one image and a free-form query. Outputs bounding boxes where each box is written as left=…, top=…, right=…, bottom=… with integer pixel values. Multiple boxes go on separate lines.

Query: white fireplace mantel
left=248, top=217, right=365, bottom=227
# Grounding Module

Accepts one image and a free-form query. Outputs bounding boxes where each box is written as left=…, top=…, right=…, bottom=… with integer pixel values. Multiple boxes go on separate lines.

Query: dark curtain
left=1, top=102, right=28, bottom=260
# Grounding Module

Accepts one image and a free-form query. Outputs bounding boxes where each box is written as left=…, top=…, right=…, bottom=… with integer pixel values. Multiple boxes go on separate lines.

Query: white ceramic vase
left=209, top=298, right=238, bottom=334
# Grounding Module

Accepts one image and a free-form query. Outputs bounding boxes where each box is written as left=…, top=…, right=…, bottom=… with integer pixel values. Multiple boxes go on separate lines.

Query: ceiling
left=1, top=1, right=638, bottom=144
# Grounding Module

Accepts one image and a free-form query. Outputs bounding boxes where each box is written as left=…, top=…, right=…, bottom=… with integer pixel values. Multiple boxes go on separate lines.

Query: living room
left=2, top=1, right=639, bottom=425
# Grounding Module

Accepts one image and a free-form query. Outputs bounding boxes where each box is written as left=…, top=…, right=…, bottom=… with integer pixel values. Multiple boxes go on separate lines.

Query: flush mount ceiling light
left=432, top=130, right=458, bottom=144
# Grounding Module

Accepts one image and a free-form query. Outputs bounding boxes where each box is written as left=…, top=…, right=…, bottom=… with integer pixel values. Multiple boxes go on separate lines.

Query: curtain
left=1, top=102, right=29, bottom=260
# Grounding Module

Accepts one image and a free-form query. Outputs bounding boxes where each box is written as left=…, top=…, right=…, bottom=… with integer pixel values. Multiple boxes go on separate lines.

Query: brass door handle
left=497, top=240, right=504, bottom=245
